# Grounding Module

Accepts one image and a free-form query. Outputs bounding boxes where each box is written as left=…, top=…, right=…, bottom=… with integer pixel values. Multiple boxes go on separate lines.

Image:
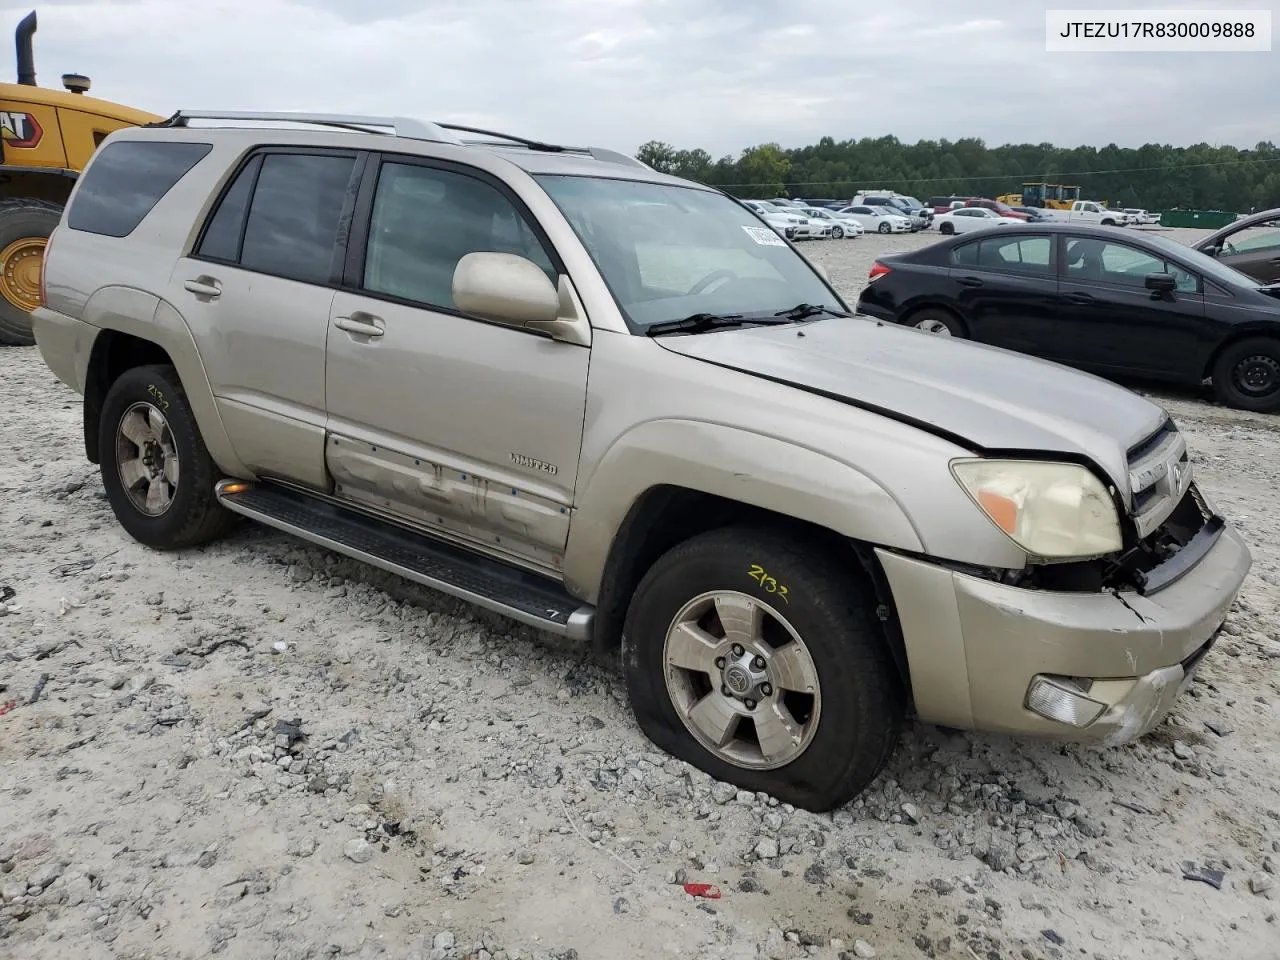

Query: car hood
left=654, top=316, right=1168, bottom=499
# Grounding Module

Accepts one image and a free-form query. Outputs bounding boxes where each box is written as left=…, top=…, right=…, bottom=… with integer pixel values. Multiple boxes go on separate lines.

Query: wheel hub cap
left=1236, top=354, right=1279, bottom=395
left=0, top=236, right=47, bottom=313
left=662, top=590, right=821, bottom=771
left=115, top=401, right=179, bottom=517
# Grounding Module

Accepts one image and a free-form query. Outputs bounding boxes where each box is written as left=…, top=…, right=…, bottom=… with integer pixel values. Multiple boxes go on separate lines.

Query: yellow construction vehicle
left=997, top=182, right=1083, bottom=210
left=0, top=10, right=162, bottom=344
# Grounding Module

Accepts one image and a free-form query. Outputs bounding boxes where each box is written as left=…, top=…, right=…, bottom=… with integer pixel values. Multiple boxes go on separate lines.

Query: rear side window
left=976, top=235, right=1053, bottom=275
left=240, top=154, right=356, bottom=284
left=196, top=155, right=262, bottom=262
left=67, top=140, right=212, bottom=237
left=194, top=151, right=356, bottom=285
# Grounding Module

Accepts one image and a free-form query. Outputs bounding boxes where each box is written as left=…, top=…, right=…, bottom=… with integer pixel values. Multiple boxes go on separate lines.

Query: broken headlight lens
left=950, top=459, right=1122, bottom=561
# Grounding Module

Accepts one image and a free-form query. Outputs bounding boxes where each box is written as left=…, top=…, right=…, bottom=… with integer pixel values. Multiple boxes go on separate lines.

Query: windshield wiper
left=773, top=302, right=851, bottom=321
left=645, top=312, right=791, bottom=337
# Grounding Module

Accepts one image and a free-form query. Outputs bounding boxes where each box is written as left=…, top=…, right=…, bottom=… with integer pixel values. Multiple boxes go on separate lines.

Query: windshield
left=536, top=175, right=844, bottom=329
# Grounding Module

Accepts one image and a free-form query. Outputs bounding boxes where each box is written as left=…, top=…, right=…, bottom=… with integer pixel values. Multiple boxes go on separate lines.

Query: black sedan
left=855, top=222, right=1280, bottom=412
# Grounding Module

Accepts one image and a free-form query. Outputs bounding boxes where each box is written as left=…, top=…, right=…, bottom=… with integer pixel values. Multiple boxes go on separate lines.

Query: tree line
left=634, top=136, right=1280, bottom=212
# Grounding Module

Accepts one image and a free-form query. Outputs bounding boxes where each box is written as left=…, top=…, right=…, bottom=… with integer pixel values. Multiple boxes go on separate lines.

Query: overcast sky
left=7, top=0, right=1276, bottom=157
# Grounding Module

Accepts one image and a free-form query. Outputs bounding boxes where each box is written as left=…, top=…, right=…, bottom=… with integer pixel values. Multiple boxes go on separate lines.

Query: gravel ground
left=2, top=225, right=1278, bottom=960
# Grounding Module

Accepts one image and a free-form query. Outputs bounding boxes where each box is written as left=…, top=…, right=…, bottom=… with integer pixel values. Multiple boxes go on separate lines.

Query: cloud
left=3, top=0, right=1272, bottom=157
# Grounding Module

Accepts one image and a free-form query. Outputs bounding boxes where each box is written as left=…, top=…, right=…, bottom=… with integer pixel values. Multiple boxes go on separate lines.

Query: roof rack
left=149, top=110, right=466, bottom=146
left=432, top=122, right=650, bottom=169
left=148, top=110, right=651, bottom=170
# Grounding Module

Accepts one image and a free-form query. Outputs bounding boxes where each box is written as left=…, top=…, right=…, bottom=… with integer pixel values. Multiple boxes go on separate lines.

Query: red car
left=964, top=198, right=1030, bottom=221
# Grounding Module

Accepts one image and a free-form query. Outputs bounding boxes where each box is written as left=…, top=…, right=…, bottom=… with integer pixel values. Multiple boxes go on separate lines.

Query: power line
left=707, top=154, right=1280, bottom=189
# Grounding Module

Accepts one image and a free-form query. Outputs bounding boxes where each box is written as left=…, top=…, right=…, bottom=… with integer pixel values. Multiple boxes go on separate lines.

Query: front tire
left=939, top=222, right=955, bottom=235
left=99, top=364, right=237, bottom=549
left=1211, top=337, right=1280, bottom=412
left=621, top=526, right=904, bottom=812
left=878, top=222, right=891, bottom=234
left=0, top=198, right=62, bottom=346
left=832, top=226, right=844, bottom=239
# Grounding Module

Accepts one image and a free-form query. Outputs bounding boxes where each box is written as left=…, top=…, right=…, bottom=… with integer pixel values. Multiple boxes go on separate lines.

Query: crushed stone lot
left=2, top=226, right=1279, bottom=960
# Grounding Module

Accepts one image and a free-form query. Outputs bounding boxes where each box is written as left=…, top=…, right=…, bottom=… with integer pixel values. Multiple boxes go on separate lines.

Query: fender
left=80, top=285, right=249, bottom=478
left=562, top=418, right=926, bottom=602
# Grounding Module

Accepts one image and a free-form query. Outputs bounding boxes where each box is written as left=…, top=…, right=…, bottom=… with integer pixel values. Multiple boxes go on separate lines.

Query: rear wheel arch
left=84, top=330, right=177, bottom=464
left=82, top=316, right=246, bottom=477
left=901, top=302, right=969, bottom=337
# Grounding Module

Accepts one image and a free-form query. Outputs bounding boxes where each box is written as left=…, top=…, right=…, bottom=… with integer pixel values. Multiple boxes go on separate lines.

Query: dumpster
left=1159, top=208, right=1239, bottom=229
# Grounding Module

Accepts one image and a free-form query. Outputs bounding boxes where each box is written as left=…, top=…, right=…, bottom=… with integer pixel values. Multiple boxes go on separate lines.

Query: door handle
left=334, top=315, right=384, bottom=338
left=183, top=278, right=221, bottom=299
left=1063, top=292, right=1095, bottom=304
left=956, top=276, right=983, bottom=287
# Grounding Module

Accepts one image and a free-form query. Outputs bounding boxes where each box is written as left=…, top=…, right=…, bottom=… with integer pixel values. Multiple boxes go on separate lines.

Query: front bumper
left=876, top=522, right=1251, bottom=744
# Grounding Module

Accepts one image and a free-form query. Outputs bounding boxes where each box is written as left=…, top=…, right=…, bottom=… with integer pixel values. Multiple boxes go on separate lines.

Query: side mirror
left=452, top=252, right=591, bottom=346
left=453, top=252, right=560, bottom=327
left=1201, top=244, right=1220, bottom=258
left=1144, top=272, right=1178, bottom=295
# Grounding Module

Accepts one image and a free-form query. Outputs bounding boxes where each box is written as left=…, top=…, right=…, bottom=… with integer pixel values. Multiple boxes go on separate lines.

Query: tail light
left=868, top=261, right=892, bottom=282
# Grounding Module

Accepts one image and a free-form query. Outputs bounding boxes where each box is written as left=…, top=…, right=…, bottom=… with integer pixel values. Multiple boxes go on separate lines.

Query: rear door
left=946, top=232, right=1062, bottom=351
left=1054, top=235, right=1206, bottom=381
left=171, top=147, right=364, bottom=489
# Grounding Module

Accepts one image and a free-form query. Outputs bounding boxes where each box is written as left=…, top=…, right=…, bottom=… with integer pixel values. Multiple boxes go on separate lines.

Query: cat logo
left=0, top=111, right=42, bottom=148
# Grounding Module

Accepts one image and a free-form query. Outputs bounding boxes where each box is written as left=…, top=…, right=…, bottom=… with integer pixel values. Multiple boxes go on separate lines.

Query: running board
left=214, top=480, right=594, bottom=640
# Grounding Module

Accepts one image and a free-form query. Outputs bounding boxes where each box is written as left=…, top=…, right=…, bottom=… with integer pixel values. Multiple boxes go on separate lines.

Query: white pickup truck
left=1064, top=201, right=1130, bottom=226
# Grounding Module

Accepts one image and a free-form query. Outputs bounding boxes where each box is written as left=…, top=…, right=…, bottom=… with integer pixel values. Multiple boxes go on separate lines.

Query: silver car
left=29, top=109, right=1252, bottom=812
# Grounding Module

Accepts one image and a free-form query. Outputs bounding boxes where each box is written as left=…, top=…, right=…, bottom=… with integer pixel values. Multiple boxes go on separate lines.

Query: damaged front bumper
left=875, top=519, right=1252, bottom=744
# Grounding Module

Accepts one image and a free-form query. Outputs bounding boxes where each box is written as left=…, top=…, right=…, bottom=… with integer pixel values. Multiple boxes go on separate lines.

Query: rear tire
left=99, top=364, right=238, bottom=549
left=621, top=526, right=905, bottom=812
left=0, top=198, right=62, bottom=346
left=1211, top=337, right=1280, bottom=413
left=907, top=307, right=965, bottom=337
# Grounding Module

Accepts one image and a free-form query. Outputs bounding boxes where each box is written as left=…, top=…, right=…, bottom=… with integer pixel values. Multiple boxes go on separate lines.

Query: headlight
left=950, top=459, right=1122, bottom=560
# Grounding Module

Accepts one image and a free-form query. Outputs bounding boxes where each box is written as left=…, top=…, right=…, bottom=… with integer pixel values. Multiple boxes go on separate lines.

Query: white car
left=799, top=207, right=861, bottom=239
left=839, top=205, right=912, bottom=234
left=742, top=200, right=806, bottom=239
left=1123, top=208, right=1159, bottom=225
left=753, top=202, right=831, bottom=241
left=932, top=207, right=1025, bottom=235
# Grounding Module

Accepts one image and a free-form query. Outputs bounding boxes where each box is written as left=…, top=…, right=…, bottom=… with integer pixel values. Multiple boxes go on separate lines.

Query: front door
left=323, top=155, right=590, bottom=573
left=1054, top=235, right=1206, bottom=381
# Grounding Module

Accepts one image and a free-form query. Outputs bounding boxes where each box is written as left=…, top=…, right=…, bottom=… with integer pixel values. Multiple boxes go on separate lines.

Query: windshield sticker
left=742, top=224, right=787, bottom=246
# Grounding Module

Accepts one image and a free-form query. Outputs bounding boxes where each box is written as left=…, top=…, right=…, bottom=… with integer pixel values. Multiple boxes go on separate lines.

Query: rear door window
left=975, top=235, right=1054, bottom=276
left=67, top=139, right=212, bottom=237
left=237, top=153, right=357, bottom=285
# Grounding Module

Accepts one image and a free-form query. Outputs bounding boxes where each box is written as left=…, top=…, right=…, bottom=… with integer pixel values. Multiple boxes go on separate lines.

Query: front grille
left=1126, top=421, right=1193, bottom=539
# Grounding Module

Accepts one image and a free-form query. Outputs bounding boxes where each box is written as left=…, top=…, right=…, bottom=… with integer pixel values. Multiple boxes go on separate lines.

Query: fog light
left=1025, top=675, right=1107, bottom=727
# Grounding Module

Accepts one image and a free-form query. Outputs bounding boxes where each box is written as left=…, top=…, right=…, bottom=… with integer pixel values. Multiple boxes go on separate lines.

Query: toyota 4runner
left=30, top=110, right=1252, bottom=812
